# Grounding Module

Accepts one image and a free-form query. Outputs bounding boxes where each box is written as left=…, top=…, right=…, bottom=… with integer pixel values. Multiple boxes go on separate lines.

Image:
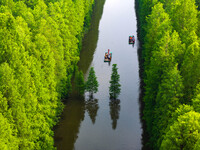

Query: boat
left=129, top=35, right=135, bottom=44
left=104, top=49, right=112, bottom=62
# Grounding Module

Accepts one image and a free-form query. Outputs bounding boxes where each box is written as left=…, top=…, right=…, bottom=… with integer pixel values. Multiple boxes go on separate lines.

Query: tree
left=170, top=104, right=194, bottom=123
left=161, top=111, right=200, bottom=150
left=0, top=0, right=95, bottom=148
left=152, top=64, right=183, bottom=148
left=164, top=0, right=198, bottom=46
left=181, top=31, right=200, bottom=100
left=142, top=3, right=172, bottom=135
left=109, top=64, right=121, bottom=99
left=137, top=0, right=200, bottom=149
left=144, top=2, right=172, bottom=70
left=75, top=69, right=85, bottom=96
left=85, top=67, right=99, bottom=97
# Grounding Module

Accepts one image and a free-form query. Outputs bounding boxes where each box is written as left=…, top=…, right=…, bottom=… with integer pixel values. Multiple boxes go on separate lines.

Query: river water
left=54, top=0, right=142, bottom=149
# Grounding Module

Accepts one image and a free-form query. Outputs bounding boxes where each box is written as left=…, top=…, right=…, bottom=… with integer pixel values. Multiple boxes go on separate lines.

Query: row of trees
left=0, top=0, right=94, bottom=149
left=136, top=0, right=200, bottom=149
left=75, top=64, right=121, bottom=99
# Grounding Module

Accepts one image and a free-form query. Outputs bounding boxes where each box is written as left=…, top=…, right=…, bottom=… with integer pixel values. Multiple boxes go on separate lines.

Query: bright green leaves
left=181, top=32, right=200, bottom=100
left=0, top=13, right=16, bottom=63
left=192, top=83, right=200, bottom=113
left=0, top=0, right=94, bottom=149
left=161, top=111, right=200, bottom=150
left=144, top=2, right=172, bottom=65
left=164, top=0, right=198, bottom=46
left=152, top=65, right=183, bottom=148
left=143, top=3, right=180, bottom=136
left=140, top=0, right=200, bottom=148
left=0, top=113, right=18, bottom=150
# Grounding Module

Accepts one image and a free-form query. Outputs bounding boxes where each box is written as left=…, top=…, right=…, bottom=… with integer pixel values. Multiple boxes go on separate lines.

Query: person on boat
left=108, top=54, right=110, bottom=60
left=105, top=53, right=108, bottom=59
left=132, top=36, right=135, bottom=42
left=107, top=49, right=111, bottom=60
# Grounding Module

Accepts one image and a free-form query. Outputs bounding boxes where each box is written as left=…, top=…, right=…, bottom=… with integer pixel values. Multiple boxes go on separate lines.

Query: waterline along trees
left=109, top=64, right=121, bottom=100
left=85, top=67, right=99, bottom=97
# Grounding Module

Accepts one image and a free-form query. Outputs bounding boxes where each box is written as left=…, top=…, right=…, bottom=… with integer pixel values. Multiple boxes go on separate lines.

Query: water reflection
left=109, top=99, right=121, bottom=130
left=54, top=0, right=106, bottom=149
left=137, top=31, right=148, bottom=150
left=78, top=0, right=106, bottom=74
left=55, top=0, right=144, bottom=148
left=86, top=98, right=99, bottom=124
left=54, top=98, right=85, bottom=150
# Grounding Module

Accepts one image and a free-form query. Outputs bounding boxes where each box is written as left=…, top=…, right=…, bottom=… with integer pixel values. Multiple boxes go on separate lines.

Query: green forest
left=0, top=0, right=94, bottom=149
left=137, top=0, right=200, bottom=149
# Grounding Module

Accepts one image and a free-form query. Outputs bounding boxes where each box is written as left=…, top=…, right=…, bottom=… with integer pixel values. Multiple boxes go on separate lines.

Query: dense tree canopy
left=0, top=0, right=94, bottom=149
left=137, top=0, right=200, bottom=148
left=161, top=111, right=200, bottom=150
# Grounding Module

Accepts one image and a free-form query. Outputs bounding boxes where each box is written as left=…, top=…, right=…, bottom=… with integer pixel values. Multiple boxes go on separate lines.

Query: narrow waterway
left=54, top=0, right=142, bottom=149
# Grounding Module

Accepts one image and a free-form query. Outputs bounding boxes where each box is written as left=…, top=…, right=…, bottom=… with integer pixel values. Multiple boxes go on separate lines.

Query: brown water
left=54, top=0, right=142, bottom=149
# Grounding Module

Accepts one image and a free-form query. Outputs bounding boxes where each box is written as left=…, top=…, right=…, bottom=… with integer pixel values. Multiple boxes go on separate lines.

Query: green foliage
left=152, top=64, right=183, bottom=148
left=85, top=67, right=99, bottom=97
left=109, top=64, right=121, bottom=100
left=161, top=111, right=200, bottom=150
left=163, top=0, right=198, bottom=46
left=197, top=12, right=200, bottom=37
left=137, top=0, right=200, bottom=148
left=181, top=32, right=200, bottom=100
left=143, top=3, right=175, bottom=136
left=171, top=104, right=194, bottom=122
left=144, top=2, right=172, bottom=69
left=0, top=0, right=94, bottom=149
left=0, top=113, right=18, bottom=150
left=83, top=0, right=94, bottom=31
left=75, top=69, right=85, bottom=96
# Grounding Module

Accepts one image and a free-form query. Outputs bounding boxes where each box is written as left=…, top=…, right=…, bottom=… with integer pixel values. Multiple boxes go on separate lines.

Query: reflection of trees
left=78, top=0, right=106, bottom=74
left=109, top=99, right=121, bottom=130
left=54, top=98, right=85, bottom=150
left=86, top=99, right=99, bottom=124
left=54, top=0, right=107, bottom=149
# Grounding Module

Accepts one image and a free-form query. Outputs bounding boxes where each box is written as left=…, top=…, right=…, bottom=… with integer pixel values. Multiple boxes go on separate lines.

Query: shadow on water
left=109, top=99, right=121, bottom=130
left=54, top=0, right=106, bottom=150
